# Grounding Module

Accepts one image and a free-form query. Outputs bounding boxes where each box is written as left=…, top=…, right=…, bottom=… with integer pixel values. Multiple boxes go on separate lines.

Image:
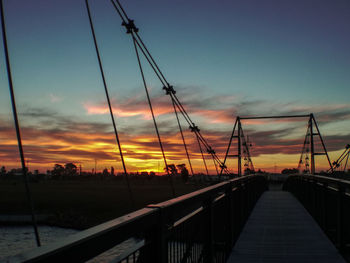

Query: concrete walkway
left=228, top=190, right=346, bottom=263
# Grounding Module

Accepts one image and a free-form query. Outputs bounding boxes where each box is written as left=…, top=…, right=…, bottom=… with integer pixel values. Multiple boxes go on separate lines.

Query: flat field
left=0, top=177, right=208, bottom=229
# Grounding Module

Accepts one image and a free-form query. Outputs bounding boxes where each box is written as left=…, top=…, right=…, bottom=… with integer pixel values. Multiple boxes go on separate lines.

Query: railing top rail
left=288, top=174, right=350, bottom=188
left=5, top=208, right=157, bottom=263
left=149, top=175, right=255, bottom=209
left=148, top=175, right=261, bottom=223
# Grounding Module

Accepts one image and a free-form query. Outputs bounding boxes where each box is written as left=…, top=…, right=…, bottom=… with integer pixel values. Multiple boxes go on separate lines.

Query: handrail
left=284, top=174, right=350, bottom=254
left=5, top=175, right=267, bottom=263
left=6, top=208, right=157, bottom=262
left=310, top=174, right=350, bottom=187
left=286, top=174, right=350, bottom=191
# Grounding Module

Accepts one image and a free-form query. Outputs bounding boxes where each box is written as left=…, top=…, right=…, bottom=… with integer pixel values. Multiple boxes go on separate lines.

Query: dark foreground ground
left=0, top=177, right=208, bottom=229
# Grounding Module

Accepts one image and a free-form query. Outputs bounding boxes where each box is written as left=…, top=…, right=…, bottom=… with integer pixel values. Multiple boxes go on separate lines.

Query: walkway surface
left=228, top=190, right=346, bottom=263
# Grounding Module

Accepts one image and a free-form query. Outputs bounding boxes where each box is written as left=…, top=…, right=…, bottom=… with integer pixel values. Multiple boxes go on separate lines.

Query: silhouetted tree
left=1, top=166, right=6, bottom=176
left=102, top=168, right=109, bottom=177
left=64, top=163, right=77, bottom=176
left=52, top=164, right=64, bottom=178
left=177, top=164, right=189, bottom=182
left=165, top=164, right=177, bottom=175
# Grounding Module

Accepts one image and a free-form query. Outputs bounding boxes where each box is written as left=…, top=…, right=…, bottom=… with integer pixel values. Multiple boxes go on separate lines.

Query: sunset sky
left=0, top=0, right=349, bottom=174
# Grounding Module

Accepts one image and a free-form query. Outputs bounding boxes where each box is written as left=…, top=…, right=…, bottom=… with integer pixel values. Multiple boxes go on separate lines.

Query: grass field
left=0, top=177, right=208, bottom=229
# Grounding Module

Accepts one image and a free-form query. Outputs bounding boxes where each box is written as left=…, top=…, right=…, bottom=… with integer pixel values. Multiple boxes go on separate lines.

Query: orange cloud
left=2, top=96, right=350, bottom=174
left=83, top=99, right=173, bottom=120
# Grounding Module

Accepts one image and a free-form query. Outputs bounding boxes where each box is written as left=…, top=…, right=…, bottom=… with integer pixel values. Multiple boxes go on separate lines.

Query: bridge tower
left=299, top=114, right=333, bottom=175
left=223, top=114, right=333, bottom=176
left=220, top=117, right=254, bottom=177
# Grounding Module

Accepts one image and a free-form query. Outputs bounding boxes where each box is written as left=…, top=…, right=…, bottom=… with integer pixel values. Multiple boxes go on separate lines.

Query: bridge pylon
left=222, top=113, right=333, bottom=176
left=298, top=114, right=333, bottom=174
left=220, top=117, right=254, bottom=177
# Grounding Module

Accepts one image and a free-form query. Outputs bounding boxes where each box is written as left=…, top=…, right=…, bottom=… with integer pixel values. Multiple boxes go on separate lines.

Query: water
left=0, top=225, right=78, bottom=259
left=0, top=226, right=206, bottom=262
left=0, top=226, right=140, bottom=262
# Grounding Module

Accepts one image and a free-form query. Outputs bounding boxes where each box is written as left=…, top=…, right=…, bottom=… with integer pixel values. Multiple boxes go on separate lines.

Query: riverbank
left=0, top=177, right=209, bottom=229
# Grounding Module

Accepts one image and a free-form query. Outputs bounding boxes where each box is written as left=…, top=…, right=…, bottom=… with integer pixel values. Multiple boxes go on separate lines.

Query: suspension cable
left=170, top=96, right=194, bottom=175
left=131, top=37, right=175, bottom=195
left=344, top=152, right=349, bottom=172
left=110, top=0, right=167, bottom=87
left=0, top=0, right=41, bottom=247
left=111, top=0, right=176, bottom=192
left=329, top=145, right=350, bottom=172
left=195, top=133, right=209, bottom=175
left=212, top=157, right=219, bottom=175
left=112, top=0, right=170, bottom=86
left=220, top=118, right=238, bottom=175
left=109, top=0, right=228, bottom=174
left=85, top=0, right=135, bottom=206
left=240, top=127, right=255, bottom=172
left=298, top=124, right=310, bottom=171
left=311, top=115, right=333, bottom=172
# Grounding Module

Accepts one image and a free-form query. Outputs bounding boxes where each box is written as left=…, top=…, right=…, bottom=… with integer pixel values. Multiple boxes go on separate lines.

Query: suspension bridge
left=1, top=0, right=349, bottom=262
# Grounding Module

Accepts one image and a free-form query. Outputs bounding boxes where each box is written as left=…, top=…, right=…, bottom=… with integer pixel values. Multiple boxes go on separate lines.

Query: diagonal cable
left=85, top=0, right=134, bottom=206
left=0, top=0, right=41, bottom=247
left=109, top=0, right=228, bottom=174
left=171, top=97, right=194, bottom=175
left=131, top=37, right=175, bottom=196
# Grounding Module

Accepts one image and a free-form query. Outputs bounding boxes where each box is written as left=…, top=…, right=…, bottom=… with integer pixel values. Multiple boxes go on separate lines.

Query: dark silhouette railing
left=6, top=175, right=267, bottom=263
left=283, top=175, right=350, bottom=253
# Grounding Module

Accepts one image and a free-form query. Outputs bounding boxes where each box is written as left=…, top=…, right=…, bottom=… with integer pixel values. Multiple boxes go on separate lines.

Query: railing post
left=337, top=184, right=345, bottom=251
left=139, top=208, right=167, bottom=263
left=204, top=197, right=214, bottom=263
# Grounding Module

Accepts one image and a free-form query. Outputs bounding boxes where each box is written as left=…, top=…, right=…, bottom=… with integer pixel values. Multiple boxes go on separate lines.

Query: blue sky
left=0, top=0, right=349, bottom=172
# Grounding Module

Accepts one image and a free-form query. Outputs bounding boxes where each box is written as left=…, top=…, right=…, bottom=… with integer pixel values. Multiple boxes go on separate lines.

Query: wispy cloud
left=83, top=88, right=350, bottom=127
left=1, top=87, right=350, bottom=173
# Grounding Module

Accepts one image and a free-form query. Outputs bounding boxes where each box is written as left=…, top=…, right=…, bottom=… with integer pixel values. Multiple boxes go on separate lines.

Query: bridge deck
left=228, top=189, right=345, bottom=263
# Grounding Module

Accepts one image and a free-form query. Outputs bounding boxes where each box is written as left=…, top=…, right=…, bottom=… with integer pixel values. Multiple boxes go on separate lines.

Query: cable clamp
left=220, top=164, right=227, bottom=169
left=189, top=124, right=200, bottom=132
left=207, top=147, right=215, bottom=154
left=163, top=85, right=176, bottom=95
left=122, top=19, right=139, bottom=34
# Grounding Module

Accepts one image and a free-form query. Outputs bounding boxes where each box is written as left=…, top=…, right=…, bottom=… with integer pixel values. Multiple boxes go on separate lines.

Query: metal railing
left=283, top=174, right=350, bottom=252
left=5, top=175, right=267, bottom=263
